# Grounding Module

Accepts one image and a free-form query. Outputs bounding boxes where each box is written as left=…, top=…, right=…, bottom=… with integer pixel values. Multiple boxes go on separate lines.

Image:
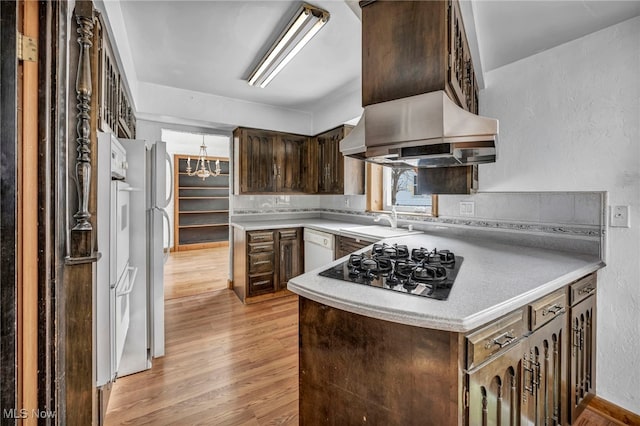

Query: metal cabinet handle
left=484, top=330, right=516, bottom=349
left=253, top=280, right=270, bottom=286
left=542, top=304, right=564, bottom=316
left=578, top=287, right=596, bottom=296
left=253, top=260, right=271, bottom=265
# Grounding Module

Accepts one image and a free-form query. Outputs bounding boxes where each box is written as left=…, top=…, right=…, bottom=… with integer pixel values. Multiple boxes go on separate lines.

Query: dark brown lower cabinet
left=278, top=229, right=302, bottom=291
left=521, top=313, right=567, bottom=426
left=233, top=227, right=303, bottom=303
left=334, top=235, right=374, bottom=259
left=467, top=341, right=524, bottom=426
left=298, top=272, right=599, bottom=425
left=569, top=290, right=596, bottom=422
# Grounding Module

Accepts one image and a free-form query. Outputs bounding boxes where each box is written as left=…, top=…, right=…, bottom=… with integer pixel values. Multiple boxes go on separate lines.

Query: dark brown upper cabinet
left=235, top=128, right=277, bottom=194
left=95, top=13, right=136, bottom=138
left=235, top=125, right=363, bottom=195
left=275, top=133, right=309, bottom=193
left=361, top=0, right=478, bottom=114
left=316, top=126, right=345, bottom=194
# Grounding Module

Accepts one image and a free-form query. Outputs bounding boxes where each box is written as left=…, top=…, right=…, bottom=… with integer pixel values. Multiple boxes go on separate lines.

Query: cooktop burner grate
left=319, top=243, right=463, bottom=300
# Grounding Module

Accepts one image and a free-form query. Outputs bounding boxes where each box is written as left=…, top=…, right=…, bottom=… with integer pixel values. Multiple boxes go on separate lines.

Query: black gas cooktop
left=319, top=243, right=463, bottom=300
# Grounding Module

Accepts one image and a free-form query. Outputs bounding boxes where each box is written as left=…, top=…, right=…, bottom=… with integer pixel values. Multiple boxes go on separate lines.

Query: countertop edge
left=288, top=260, right=605, bottom=333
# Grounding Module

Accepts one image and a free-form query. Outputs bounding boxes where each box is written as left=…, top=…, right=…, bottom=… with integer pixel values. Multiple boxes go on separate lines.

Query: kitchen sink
left=339, top=225, right=422, bottom=240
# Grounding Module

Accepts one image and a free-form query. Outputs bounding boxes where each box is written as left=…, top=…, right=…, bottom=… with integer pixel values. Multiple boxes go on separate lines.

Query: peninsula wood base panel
left=298, top=272, right=599, bottom=426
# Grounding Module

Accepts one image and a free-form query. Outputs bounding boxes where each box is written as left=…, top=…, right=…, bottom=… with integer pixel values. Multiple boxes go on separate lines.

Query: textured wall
left=479, top=17, right=640, bottom=413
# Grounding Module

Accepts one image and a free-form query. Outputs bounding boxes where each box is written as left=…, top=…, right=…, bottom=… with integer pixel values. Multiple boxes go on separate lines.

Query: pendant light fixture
left=185, top=135, right=221, bottom=180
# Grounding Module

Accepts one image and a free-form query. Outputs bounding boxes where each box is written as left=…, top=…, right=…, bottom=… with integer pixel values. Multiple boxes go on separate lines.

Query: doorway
left=161, top=129, right=231, bottom=300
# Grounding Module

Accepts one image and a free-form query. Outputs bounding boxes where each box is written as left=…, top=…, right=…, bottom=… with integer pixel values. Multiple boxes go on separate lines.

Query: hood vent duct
left=340, top=91, right=498, bottom=168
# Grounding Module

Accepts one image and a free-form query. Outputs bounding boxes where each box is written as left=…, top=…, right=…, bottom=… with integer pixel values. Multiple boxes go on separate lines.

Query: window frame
left=366, top=163, right=438, bottom=217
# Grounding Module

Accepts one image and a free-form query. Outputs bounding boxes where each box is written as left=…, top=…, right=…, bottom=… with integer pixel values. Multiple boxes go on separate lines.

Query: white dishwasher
left=304, top=229, right=335, bottom=272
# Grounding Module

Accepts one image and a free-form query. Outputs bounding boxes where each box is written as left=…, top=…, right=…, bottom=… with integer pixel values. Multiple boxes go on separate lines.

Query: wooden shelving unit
left=174, top=154, right=230, bottom=251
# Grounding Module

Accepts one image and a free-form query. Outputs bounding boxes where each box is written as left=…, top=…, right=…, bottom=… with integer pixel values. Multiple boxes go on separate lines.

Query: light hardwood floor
left=105, top=290, right=299, bottom=425
left=105, top=249, right=626, bottom=426
left=164, top=246, right=230, bottom=300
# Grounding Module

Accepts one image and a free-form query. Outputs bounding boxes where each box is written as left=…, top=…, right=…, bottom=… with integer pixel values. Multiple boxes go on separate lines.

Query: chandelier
left=185, top=136, right=221, bottom=180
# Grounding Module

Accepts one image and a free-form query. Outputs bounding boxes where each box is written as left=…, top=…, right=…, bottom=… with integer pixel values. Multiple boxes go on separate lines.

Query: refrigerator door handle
left=157, top=207, right=171, bottom=264
left=165, top=152, right=173, bottom=207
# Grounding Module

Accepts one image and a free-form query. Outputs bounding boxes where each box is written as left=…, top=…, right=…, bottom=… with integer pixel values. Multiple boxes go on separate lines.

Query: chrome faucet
left=374, top=206, right=398, bottom=228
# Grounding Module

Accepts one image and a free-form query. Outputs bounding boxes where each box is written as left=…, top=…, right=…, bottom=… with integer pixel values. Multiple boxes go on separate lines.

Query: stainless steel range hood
left=340, top=91, right=499, bottom=168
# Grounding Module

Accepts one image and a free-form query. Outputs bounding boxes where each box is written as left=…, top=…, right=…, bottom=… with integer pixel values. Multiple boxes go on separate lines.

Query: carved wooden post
left=70, top=0, right=94, bottom=258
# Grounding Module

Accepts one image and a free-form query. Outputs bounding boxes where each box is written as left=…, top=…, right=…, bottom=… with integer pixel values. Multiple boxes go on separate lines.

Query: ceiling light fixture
left=185, top=135, right=221, bottom=180
left=247, top=3, right=330, bottom=88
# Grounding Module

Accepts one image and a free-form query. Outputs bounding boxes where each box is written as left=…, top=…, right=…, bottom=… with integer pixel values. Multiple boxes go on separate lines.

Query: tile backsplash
left=232, top=191, right=605, bottom=257
left=437, top=192, right=604, bottom=226
left=232, top=194, right=366, bottom=213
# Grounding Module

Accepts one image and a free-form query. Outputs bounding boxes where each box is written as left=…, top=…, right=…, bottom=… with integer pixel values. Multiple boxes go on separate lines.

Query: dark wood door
left=275, top=134, right=307, bottom=193
left=278, top=228, right=302, bottom=291
left=521, top=314, right=567, bottom=426
left=466, top=340, right=524, bottom=426
left=238, top=128, right=276, bottom=193
left=569, top=295, right=596, bottom=423
left=317, top=126, right=344, bottom=194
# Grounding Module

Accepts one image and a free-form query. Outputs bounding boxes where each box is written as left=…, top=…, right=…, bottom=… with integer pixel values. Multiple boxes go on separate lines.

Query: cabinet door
left=466, top=340, right=524, bottom=426
left=335, top=236, right=371, bottom=259
left=97, top=20, right=119, bottom=134
left=317, top=127, right=345, bottom=194
left=521, top=314, right=567, bottom=426
left=275, top=134, right=307, bottom=193
left=448, top=0, right=466, bottom=110
left=278, top=229, right=302, bottom=291
left=448, top=0, right=478, bottom=114
left=569, top=295, right=596, bottom=422
left=238, top=129, right=276, bottom=193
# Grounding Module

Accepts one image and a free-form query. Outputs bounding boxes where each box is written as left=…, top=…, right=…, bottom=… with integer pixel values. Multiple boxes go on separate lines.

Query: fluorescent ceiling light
left=247, top=3, right=330, bottom=88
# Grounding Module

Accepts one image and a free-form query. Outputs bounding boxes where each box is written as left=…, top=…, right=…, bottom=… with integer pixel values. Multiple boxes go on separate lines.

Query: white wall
left=480, top=17, right=640, bottom=413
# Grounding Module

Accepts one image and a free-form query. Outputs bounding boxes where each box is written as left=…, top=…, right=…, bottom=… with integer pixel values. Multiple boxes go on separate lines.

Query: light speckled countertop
left=231, top=218, right=604, bottom=333
left=232, top=218, right=374, bottom=235
left=231, top=218, right=422, bottom=241
left=289, top=233, right=603, bottom=333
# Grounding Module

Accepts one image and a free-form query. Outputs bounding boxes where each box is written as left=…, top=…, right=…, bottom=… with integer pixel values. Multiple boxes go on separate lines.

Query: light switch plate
left=610, top=205, right=630, bottom=228
left=459, top=201, right=475, bottom=217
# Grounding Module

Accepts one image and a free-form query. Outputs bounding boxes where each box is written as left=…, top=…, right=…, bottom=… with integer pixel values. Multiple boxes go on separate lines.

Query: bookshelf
left=173, top=154, right=230, bottom=251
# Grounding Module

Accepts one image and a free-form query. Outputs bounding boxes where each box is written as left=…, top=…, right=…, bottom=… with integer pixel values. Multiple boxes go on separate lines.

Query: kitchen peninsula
left=288, top=232, right=604, bottom=425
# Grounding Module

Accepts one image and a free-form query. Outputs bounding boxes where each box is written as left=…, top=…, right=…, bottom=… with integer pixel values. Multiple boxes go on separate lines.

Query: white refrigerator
left=119, top=139, right=170, bottom=375
left=96, top=134, right=170, bottom=385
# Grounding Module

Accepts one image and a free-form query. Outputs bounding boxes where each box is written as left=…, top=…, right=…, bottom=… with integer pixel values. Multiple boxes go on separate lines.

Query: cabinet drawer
left=248, top=242, right=274, bottom=253
left=248, top=274, right=275, bottom=297
left=248, top=252, right=274, bottom=274
left=529, top=288, right=566, bottom=331
left=248, top=231, right=274, bottom=243
left=466, top=309, right=526, bottom=370
left=279, top=229, right=298, bottom=240
left=569, top=273, right=597, bottom=306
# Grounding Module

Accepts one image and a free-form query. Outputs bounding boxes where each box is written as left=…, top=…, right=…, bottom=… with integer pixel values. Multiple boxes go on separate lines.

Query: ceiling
left=118, top=0, right=640, bottom=115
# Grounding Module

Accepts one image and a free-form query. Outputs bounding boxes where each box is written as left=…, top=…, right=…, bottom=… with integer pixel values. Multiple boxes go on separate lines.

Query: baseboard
left=227, top=279, right=233, bottom=289
left=589, top=396, right=640, bottom=425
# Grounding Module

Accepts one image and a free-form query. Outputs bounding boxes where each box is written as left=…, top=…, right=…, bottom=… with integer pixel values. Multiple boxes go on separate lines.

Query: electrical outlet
left=459, top=201, right=475, bottom=217
left=344, top=198, right=350, bottom=207
left=610, top=205, right=630, bottom=228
